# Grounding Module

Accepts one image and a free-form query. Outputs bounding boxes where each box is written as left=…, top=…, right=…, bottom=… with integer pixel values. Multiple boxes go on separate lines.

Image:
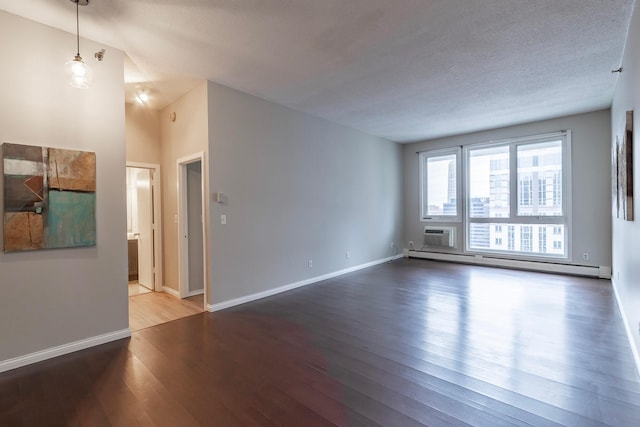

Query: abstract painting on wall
left=613, top=110, right=634, bottom=221
left=2, top=143, right=96, bottom=252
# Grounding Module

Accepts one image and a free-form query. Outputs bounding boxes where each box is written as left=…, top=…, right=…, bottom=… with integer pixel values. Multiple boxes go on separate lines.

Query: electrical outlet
left=408, top=241, right=414, bottom=249
left=220, top=214, right=226, bottom=225
left=346, top=251, right=350, bottom=259
left=582, top=253, right=589, bottom=261
left=308, top=259, right=313, bottom=268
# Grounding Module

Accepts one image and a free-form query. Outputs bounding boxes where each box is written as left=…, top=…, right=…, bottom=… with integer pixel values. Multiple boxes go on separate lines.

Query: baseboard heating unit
left=406, top=250, right=611, bottom=279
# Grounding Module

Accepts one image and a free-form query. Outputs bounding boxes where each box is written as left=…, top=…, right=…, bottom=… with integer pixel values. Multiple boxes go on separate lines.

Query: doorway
left=177, top=153, right=207, bottom=305
left=126, top=163, right=162, bottom=296
left=126, top=158, right=206, bottom=332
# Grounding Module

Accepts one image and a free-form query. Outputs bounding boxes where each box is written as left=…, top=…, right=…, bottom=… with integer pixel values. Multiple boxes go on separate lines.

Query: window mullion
left=509, top=144, right=517, bottom=221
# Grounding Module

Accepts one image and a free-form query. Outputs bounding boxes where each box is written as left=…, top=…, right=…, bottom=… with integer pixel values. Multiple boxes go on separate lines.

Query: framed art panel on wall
left=2, top=143, right=96, bottom=252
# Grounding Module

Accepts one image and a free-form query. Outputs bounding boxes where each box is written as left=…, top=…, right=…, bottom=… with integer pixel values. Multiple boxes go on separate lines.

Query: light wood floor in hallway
left=129, top=291, right=205, bottom=331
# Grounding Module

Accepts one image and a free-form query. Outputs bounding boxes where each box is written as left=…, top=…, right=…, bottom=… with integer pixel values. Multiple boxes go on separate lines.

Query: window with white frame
left=465, top=133, right=569, bottom=258
left=418, top=131, right=570, bottom=259
left=419, top=148, right=461, bottom=221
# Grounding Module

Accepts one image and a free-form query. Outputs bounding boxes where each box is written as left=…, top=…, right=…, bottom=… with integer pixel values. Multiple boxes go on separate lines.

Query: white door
left=136, top=169, right=154, bottom=290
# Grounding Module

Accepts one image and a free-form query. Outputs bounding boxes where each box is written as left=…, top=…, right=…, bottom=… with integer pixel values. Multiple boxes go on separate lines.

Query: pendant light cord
left=75, top=0, right=80, bottom=56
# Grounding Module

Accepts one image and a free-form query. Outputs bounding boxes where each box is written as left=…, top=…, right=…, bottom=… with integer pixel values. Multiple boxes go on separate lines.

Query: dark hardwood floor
left=1, top=259, right=639, bottom=426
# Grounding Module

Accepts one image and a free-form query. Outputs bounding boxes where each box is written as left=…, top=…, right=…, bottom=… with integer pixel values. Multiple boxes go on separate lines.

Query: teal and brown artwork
left=2, top=143, right=96, bottom=252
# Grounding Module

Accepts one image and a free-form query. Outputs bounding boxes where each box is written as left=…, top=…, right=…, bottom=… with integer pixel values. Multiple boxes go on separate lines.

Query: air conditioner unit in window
left=424, top=226, right=456, bottom=248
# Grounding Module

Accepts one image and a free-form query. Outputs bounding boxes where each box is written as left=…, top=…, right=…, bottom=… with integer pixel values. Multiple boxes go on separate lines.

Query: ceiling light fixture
left=65, top=0, right=93, bottom=89
left=135, top=86, right=150, bottom=104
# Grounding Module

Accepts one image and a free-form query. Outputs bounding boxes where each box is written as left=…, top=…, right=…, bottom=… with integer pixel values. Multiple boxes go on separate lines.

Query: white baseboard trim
left=0, top=329, right=131, bottom=374
left=162, top=286, right=180, bottom=298
left=611, top=278, right=640, bottom=378
left=407, top=250, right=611, bottom=278
left=207, top=254, right=403, bottom=312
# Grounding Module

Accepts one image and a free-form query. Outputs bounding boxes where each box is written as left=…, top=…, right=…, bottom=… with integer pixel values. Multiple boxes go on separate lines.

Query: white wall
left=207, top=82, right=403, bottom=305
left=160, top=82, right=209, bottom=293
left=403, top=110, right=612, bottom=268
left=0, top=11, right=127, bottom=363
left=611, top=1, right=640, bottom=368
left=126, top=103, right=161, bottom=164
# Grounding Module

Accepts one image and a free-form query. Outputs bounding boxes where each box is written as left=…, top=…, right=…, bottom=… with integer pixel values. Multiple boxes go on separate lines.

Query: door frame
left=177, top=152, right=207, bottom=302
left=126, top=162, right=163, bottom=292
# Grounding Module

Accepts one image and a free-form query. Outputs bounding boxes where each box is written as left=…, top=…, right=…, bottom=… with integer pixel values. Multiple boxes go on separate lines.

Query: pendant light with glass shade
left=65, top=0, right=93, bottom=89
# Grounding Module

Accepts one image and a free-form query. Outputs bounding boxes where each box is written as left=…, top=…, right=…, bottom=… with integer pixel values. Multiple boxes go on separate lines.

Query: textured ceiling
left=0, top=0, right=635, bottom=142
